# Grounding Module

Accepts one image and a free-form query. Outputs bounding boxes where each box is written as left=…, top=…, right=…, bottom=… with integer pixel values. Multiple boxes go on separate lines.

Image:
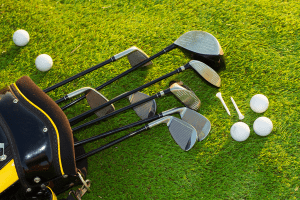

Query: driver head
left=148, top=116, right=197, bottom=151
left=188, top=60, right=221, bottom=87
left=128, top=92, right=157, bottom=119
left=169, top=82, right=201, bottom=110
left=174, top=31, right=222, bottom=56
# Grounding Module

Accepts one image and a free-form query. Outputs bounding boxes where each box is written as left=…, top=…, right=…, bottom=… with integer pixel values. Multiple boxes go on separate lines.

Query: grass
left=1, top=0, right=300, bottom=199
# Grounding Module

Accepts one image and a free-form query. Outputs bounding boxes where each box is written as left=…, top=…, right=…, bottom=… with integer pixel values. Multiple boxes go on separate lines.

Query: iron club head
left=148, top=116, right=197, bottom=151
left=66, top=87, right=115, bottom=118
left=128, top=92, right=157, bottom=119
left=114, top=46, right=153, bottom=67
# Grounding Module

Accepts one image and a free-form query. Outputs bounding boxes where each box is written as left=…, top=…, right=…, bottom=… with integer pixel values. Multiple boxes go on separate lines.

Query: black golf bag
left=0, top=76, right=88, bottom=200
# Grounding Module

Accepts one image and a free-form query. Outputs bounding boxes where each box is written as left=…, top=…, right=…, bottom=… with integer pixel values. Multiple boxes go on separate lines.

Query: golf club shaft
left=43, top=59, right=113, bottom=93
left=76, top=126, right=148, bottom=161
left=69, top=63, right=187, bottom=126
left=72, top=89, right=171, bottom=130
left=57, top=43, right=177, bottom=108
left=74, top=114, right=160, bottom=146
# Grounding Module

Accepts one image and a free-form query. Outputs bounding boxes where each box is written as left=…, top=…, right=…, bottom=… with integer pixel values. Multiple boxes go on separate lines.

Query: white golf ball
left=250, top=94, right=269, bottom=113
left=13, top=30, right=30, bottom=46
left=35, top=54, right=53, bottom=72
left=253, top=117, right=273, bottom=136
left=230, top=122, right=250, bottom=142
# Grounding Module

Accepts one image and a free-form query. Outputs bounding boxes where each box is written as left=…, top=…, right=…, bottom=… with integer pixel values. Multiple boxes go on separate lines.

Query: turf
left=1, top=0, right=300, bottom=199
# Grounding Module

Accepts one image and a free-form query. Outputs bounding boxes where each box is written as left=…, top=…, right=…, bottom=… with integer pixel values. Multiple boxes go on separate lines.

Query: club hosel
left=155, top=88, right=171, bottom=98
left=163, top=43, right=177, bottom=53
left=148, top=116, right=173, bottom=128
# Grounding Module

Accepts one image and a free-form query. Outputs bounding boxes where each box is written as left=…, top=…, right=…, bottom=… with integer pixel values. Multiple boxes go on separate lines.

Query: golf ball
left=253, top=117, right=273, bottom=136
left=35, top=54, right=53, bottom=72
left=13, top=30, right=30, bottom=46
left=230, top=122, right=250, bottom=142
left=250, top=94, right=269, bottom=113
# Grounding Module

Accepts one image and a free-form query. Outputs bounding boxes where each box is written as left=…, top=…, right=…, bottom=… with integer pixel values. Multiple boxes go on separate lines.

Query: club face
left=167, top=117, right=197, bottom=151
left=179, top=108, right=211, bottom=141
left=174, top=31, right=222, bottom=56
left=188, top=60, right=221, bottom=87
left=86, top=90, right=115, bottom=118
left=169, top=83, right=201, bottom=110
left=128, top=92, right=157, bottom=119
left=127, top=47, right=153, bottom=67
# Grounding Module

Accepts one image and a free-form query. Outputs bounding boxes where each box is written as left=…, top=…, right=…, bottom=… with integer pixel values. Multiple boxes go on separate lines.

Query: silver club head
left=162, top=107, right=211, bottom=141
left=188, top=60, right=221, bottom=87
left=148, top=116, right=197, bottom=151
left=66, top=87, right=115, bottom=118
left=128, top=92, right=157, bottom=120
left=169, top=83, right=201, bottom=111
left=174, top=31, right=223, bottom=56
left=114, top=46, right=153, bottom=67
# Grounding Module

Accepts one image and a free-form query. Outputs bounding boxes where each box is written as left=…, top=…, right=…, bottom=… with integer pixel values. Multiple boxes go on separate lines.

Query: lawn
left=1, top=0, right=300, bottom=199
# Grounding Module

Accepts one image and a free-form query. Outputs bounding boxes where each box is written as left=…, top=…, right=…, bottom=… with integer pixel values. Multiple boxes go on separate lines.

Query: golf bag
left=0, top=76, right=88, bottom=200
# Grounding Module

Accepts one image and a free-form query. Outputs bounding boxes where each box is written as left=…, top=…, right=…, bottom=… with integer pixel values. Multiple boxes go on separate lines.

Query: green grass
left=1, top=0, right=300, bottom=199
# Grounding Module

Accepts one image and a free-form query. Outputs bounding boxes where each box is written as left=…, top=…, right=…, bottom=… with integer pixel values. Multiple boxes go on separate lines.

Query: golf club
left=59, top=30, right=223, bottom=110
left=63, top=87, right=157, bottom=119
left=74, top=107, right=211, bottom=147
left=44, top=46, right=152, bottom=93
left=75, top=116, right=198, bottom=161
left=69, top=60, right=220, bottom=126
left=71, top=82, right=200, bottom=129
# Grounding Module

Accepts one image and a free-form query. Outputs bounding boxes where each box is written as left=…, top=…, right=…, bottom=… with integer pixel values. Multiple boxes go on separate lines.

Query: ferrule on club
left=230, top=97, right=244, bottom=120
left=216, top=92, right=230, bottom=116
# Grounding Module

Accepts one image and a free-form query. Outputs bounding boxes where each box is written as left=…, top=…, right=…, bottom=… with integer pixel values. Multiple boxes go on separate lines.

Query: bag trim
left=12, top=83, right=65, bottom=176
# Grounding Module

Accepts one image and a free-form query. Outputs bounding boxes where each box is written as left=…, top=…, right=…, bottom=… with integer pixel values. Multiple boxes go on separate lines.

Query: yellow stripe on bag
left=13, top=84, right=65, bottom=175
left=47, top=187, right=58, bottom=200
left=0, top=159, right=19, bottom=193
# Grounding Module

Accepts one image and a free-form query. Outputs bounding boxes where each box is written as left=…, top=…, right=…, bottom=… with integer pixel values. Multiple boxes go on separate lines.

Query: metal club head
left=174, top=31, right=222, bottom=56
left=161, top=107, right=211, bottom=141
left=128, top=92, right=157, bottom=119
left=174, top=31, right=225, bottom=71
left=114, top=46, right=153, bottom=67
left=188, top=60, right=221, bottom=87
left=66, top=87, right=115, bottom=118
left=148, top=116, right=197, bottom=151
left=169, top=82, right=201, bottom=111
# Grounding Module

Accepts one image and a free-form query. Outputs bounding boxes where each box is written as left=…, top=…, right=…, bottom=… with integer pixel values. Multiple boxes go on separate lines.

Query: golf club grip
left=69, top=67, right=180, bottom=126
left=43, top=58, right=114, bottom=93
left=71, top=90, right=170, bottom=130
left=74, top=115, right=161, bottom=146
left=58, top=43, right=177, bottom=109
left=75, top=126, right=148, bottom=161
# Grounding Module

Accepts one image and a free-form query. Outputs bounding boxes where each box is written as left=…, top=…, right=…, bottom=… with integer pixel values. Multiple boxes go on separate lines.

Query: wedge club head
left=128, top=92, right=157, bottom=119
left=169, top=82, right=201, bottom=110
left=148, top=116, right=197, bottom=151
